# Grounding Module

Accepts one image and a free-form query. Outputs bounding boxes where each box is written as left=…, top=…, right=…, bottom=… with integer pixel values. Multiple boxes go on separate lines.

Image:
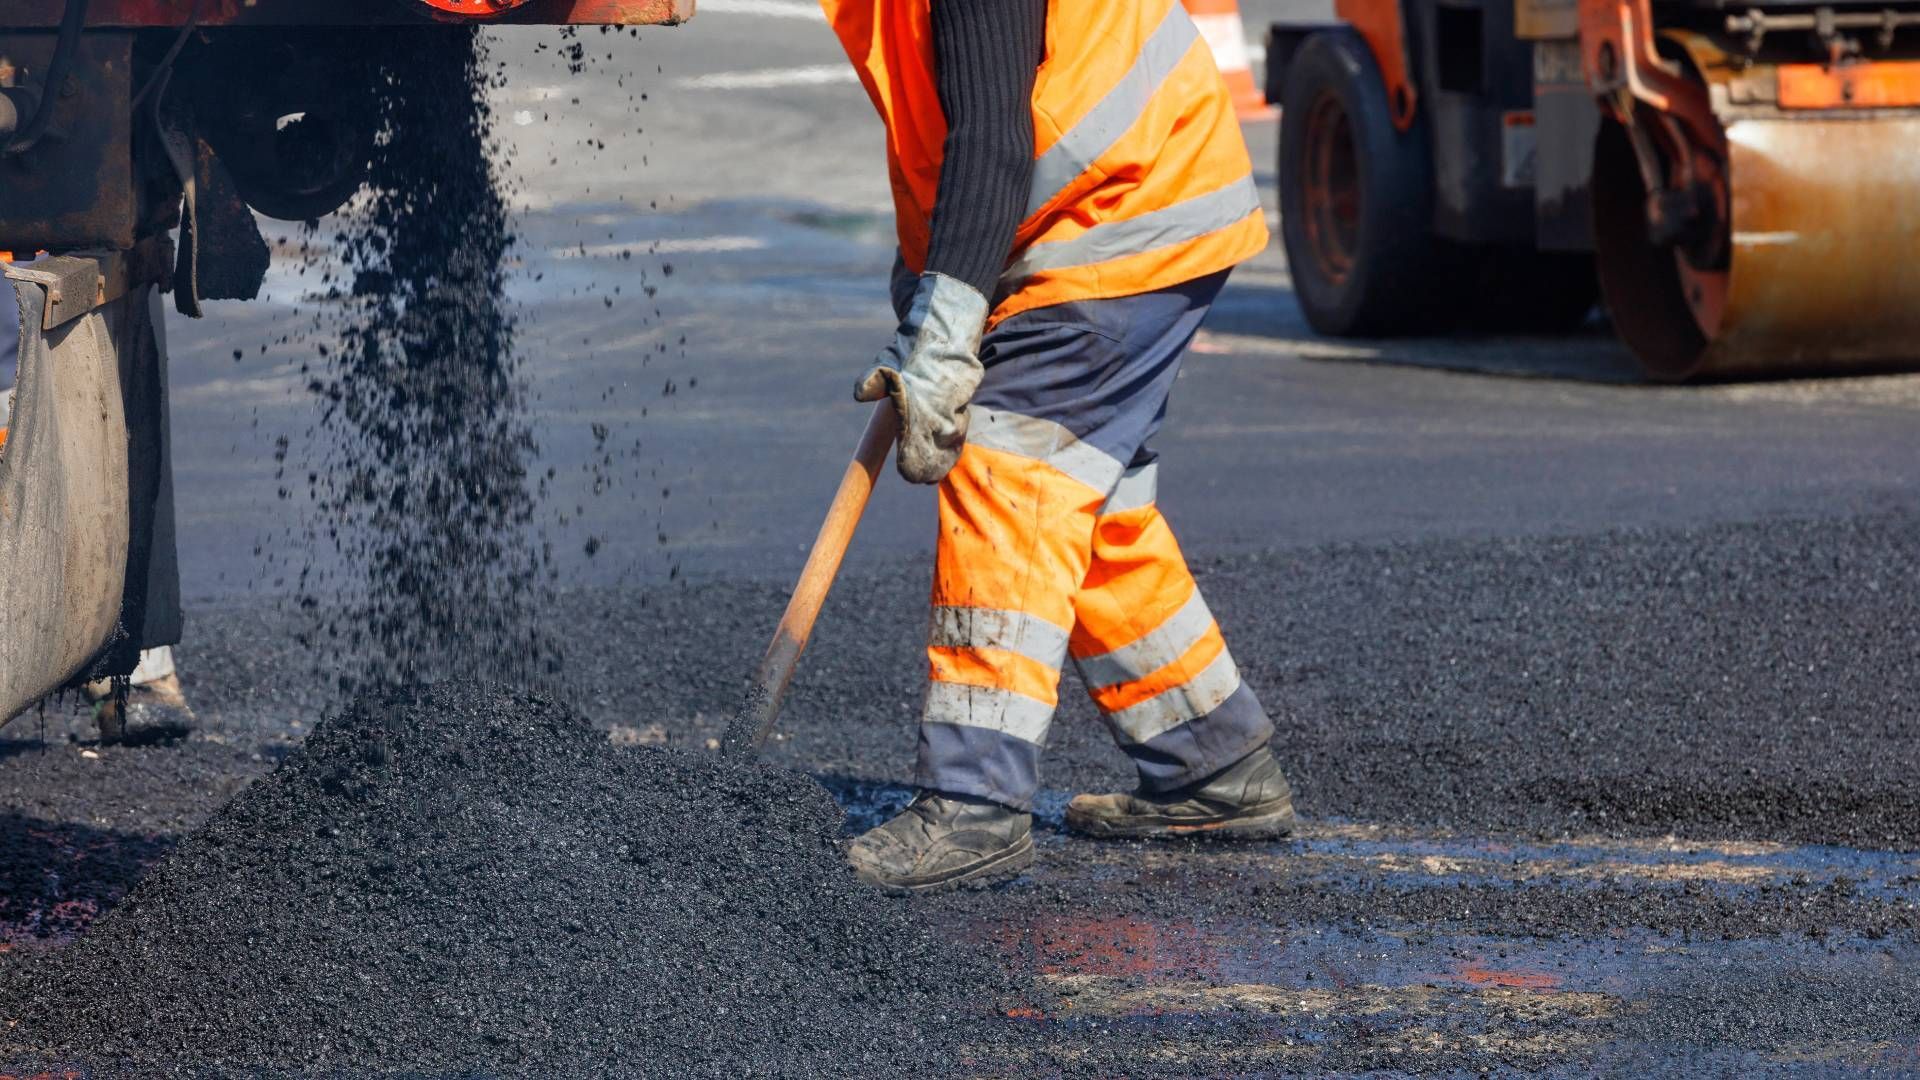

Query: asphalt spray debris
left=289, top=27, right=557, bottom=695
left=0, top=684, right=1024, bottom=1078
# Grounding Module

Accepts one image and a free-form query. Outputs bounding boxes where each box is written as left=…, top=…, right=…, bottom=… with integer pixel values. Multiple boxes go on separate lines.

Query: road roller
left=0, top=0, right=691, bottom=729
left=1266, top=0, right=1920, bottom=380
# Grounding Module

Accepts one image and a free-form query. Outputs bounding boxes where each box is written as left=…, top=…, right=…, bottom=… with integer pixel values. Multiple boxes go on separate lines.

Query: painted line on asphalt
left=678, top=64, right=856, bottom=90
left=556, top=236, right=770, bottom=257
left=697, top=0, right=825, bottom=18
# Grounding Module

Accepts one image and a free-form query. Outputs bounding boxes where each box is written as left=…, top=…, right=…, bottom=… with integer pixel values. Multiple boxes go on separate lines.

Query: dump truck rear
left=0, top=0, right=692, bottom=727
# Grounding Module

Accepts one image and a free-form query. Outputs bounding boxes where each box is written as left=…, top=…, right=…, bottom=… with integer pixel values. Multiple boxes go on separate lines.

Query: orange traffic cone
left=1182, top=0, right=1278, bottom=121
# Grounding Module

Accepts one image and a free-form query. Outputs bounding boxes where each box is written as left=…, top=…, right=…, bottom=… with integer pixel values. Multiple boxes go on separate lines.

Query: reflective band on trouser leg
left=914, top=434, right=1110, bottom=810
left=1070, top=495, right=1273, bottom=792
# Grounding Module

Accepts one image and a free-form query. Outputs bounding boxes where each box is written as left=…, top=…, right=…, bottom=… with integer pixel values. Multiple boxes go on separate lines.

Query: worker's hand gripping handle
left=722, top=403, right=899, bottom=759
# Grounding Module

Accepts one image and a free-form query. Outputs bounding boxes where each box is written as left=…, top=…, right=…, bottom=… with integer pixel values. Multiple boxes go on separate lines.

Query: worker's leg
left=850, top=271, right=1270, bottom=890
left=906, top=274, right=1244, bottom=811
left=909, top=419, right=1107, bottom=809
left=1069, top=486, right=1274, bottom=790
left=842, top=427, right=1102, bottom=893
left=1062, top=471, right=1294, bottom=839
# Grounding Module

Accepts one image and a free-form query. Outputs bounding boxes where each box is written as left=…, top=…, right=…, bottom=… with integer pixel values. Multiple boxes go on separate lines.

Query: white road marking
left=1734, top=231, right=1800, bottom=246
left=678, top=64, right=856, bottom=90
left=696, top=0, right=825, bottom=18
left=557, top=236, right=770, bottom=257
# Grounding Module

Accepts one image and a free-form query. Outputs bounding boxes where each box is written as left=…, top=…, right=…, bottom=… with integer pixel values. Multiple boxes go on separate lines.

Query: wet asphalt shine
left=8, top=8, right=1920, bottom=1076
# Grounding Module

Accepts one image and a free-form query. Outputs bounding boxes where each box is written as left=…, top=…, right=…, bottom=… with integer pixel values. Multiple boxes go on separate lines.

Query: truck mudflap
left=0, top=256, right=178, bottom=725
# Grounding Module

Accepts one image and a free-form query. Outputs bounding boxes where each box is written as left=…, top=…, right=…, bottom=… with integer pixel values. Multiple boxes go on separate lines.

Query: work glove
left=855, top=272, right=988, bottom=485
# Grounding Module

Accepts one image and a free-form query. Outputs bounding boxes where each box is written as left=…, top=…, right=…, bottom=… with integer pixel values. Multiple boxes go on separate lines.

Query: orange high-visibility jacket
left=822, top=0, right=1268, bottom=326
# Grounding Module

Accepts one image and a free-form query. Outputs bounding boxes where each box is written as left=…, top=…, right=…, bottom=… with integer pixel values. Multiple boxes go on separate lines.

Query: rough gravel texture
left=0, top=685, right=1016, bottom=1078
left=606, top=510, right=1920, bottom=853
left=7, top=512, right=1920, bottom=1073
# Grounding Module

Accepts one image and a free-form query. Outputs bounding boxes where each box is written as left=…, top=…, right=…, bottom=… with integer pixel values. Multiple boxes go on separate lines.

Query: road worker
left=829, top=0, right=1297, bottom=892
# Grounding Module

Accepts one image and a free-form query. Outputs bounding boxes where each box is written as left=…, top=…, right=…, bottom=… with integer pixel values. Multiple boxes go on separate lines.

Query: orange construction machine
left=1266, top=0, right=1920, bottom=381
left=0, top=0, right=690, bottom=727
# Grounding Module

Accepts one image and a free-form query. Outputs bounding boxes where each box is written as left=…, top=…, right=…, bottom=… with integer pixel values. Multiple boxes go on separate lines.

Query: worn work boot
left=847, top=792, right=1034, bottom=894
left=1067, top=745, right=1296, bottom=840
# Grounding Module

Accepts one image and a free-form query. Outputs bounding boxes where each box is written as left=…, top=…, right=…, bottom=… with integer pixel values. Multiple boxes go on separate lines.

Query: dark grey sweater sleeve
left=923, top=0, right=1047, bottom=302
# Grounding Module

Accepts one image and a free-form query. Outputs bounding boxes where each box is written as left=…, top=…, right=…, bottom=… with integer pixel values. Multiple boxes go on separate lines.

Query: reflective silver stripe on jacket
left=1025, top=4, right=1201, bottom=218
left=964, top=404, right=1126, bottom=494
left=929, top=605, right=1070, bottom=670
left=1003, top=175, right=1262, bottom=287
left=1073, top=587, right=1215, bottom=691
left=923, top=681, right=1055, bottom=745
left=1099, top=461, right=1158, bottom=515
left=1102, top=646, right=1242, bottom=745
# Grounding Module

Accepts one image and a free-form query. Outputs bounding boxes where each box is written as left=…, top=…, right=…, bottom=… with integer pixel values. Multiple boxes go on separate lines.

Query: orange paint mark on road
left=1456, top=963, right=1560, bottom=991
left=990, top=914, right=1219, bottom=980
left=1188, top=332, right=1229, bottom=355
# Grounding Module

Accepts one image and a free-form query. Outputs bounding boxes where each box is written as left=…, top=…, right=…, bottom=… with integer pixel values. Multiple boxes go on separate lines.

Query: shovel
left=722, top=403, right=898, bottom=759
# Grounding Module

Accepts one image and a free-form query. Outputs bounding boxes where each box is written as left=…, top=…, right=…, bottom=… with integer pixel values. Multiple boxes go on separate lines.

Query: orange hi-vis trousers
left=913, top=270, right=1274, bottom=810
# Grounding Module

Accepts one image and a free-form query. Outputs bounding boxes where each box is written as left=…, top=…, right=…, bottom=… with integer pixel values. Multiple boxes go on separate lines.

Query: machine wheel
left=1279, top=31, right=1452, bottom=336
left=1589, top=120, right=1707, bottom=381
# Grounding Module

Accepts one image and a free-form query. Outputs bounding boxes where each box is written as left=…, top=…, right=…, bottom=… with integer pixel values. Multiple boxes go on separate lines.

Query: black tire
left=1278, top=31, right=1452, bottom=336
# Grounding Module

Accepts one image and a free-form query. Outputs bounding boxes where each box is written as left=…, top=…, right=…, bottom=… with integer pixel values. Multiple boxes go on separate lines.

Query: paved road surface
left=161, top=2, right=1920, bottom=599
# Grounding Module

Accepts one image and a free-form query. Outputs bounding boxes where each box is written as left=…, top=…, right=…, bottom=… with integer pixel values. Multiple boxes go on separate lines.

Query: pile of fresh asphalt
left=0, top=683, right=1018, bottom=1077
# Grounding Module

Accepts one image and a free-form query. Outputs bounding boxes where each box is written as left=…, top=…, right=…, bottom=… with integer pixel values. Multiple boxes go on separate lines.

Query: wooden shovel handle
left=723, top=403, right=898, bottom=758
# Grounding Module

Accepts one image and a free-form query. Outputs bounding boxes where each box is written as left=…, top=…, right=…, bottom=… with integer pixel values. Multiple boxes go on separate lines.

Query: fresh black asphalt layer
left=0, top=685, right=1016, bottom=1078
left=6, top=510, right=1920, bottom=1073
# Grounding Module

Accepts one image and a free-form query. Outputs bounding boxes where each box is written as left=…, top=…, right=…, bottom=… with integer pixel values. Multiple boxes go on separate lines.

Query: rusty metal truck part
left=0, top=0, right=694, bottom=725
left=0, top=261, right=136, bottom=725
left=1584, top=4, right=1920, bottom=379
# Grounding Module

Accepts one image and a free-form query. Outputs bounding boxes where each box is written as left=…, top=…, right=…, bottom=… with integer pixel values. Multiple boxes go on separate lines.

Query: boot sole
left=854, top=833, right=1036, bottom=896
left=1066, top=797, right=1297, bottom=841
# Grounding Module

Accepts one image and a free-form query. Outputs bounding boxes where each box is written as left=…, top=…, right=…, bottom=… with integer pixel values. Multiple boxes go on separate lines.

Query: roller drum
left=1705, top=116, right=1920, bottom=377
left=1603, top=112, right=1920, bottom=381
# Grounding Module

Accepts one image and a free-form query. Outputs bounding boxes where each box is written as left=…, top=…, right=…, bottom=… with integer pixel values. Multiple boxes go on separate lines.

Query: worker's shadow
left=811, top=774, right=1074, bottom=837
